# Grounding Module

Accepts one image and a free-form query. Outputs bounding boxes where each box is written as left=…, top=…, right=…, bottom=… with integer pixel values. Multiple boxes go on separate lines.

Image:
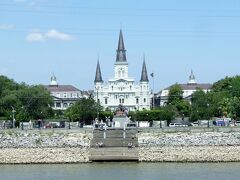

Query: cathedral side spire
left=140, top=57, right=149, bottom=82
left=116, top=29, right=127, bottom=62
left=94, top=60, right=103, bottom=83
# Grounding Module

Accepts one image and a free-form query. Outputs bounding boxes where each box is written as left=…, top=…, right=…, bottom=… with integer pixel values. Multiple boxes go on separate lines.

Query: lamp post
left=11, top=106, right=15, bottom=129
left=96, top=87, right=100, bottom=121
left=207, top=103, right=210, bottom=128
left=151, top=72, right=155, bottom=110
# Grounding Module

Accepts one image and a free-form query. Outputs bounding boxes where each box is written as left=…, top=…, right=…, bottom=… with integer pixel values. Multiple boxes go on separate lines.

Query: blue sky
left=1, top=0, right=240, bottom=92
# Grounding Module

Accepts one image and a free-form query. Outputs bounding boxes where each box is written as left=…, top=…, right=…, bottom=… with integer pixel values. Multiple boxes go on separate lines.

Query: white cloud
left=26, top=32, right=45, bottom=42
left=46, top=29, right=74, bottom=41
left=26, top=29, right=75, bottom=42
left=0, top=24, right=15, bottom=30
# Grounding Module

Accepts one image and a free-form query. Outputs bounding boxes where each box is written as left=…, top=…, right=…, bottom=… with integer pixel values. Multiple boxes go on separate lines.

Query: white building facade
left=94, top=30, right=151, bottom=111
left=45, top=75, right=85, bottom=110
left=157, top=70, right=212, bottom=106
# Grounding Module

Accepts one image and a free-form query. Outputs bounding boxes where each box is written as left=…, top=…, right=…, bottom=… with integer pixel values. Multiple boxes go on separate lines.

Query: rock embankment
left=0, top=147, right=89, bottom=164
left=139, top=132, right=240, bottom=162
left=139, top=146, right=240, bottom=162
left=139, top=132, right=240, bottom=146
left=0, top=130, right=91, bottom=148
left=0, top=130, right=91, bottom=164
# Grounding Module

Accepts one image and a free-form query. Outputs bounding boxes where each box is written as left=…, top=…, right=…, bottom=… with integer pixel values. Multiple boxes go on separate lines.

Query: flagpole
left=151, top=72, right=155, bottom=109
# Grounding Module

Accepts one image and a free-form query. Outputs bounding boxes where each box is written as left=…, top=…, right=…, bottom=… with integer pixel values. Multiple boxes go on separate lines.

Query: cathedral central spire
left=116, top=29, right=127, bottom=62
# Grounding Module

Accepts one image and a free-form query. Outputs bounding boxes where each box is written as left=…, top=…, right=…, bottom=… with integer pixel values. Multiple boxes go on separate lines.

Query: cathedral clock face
left=118, top=81, right=125, bottom=87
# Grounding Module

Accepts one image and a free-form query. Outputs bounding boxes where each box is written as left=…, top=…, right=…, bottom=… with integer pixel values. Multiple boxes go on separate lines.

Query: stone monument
left=112, top=105, right=130, bottom=128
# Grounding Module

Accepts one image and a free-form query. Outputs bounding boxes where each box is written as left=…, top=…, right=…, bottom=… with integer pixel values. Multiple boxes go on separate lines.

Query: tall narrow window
left=105, top=98, right=108, bottom=104
left=136, top=98, right=139, bottom=104
left=144, top=98, right=146, bottom=103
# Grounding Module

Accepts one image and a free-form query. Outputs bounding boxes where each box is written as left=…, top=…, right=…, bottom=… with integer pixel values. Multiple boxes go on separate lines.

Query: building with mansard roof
left=94, top=30, right=151, bottom=111
left=45, top=75, right=91, bottom=110
left=156, top=70, right=212, bottom=106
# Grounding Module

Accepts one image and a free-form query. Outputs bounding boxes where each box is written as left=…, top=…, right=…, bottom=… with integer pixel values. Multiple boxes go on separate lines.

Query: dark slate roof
left=164, top=83, right=212, bottom=91
left=45, top=85, right=80, bottom=92
left=94, top=60, right=103, bottom=83
left=116, top=29, right=127, bottom=62
left=140, top=59, right=149, bottom=82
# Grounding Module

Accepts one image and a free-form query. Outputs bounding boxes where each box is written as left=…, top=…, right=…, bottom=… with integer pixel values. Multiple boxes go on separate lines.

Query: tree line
left=1, top=75, right=240, bottom=124
left=0, top=76, right=53, bottom=122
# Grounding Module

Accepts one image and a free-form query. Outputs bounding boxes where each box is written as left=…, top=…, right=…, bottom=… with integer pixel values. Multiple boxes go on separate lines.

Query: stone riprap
left=0, top=130, right=91, bottom=164
left=2, top=130, right=240, bottom=163
left=139, top=132, right=240, bottom=147
left=138, top=132, right=240, bottom=162
left=139, top=146, right=240, bottom=162
left=0, top=147, right=89, bottom=164
left=0, top=130, right=91, bottom=148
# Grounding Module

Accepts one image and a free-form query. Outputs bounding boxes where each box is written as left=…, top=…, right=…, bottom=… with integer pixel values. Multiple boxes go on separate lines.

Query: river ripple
left=1, top=162, right=240, bottom=180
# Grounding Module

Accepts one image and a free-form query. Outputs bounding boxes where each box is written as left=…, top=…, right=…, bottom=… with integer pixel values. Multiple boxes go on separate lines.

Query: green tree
left=167, top=84, right=183, bottom=105
left=65, top=98, right=102, bottom=124
left=0, top=75, right=53, bottom=121
left=167, top=84, right=190, bottom=118
left=190, top=89, right=212, bottom=121
left=0, top=76, right=20, bottom=118
left=209, top=76, right=240, bottom=119
left=16, top=85, right=53, bottom=121
left=129, top=107, right=175, bottom=124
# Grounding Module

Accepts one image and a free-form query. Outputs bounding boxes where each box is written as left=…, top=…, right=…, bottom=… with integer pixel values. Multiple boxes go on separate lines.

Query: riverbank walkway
left=89, top=128, right=139, bottom=161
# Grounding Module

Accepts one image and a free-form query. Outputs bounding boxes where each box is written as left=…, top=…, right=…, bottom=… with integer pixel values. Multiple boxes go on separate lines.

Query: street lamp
left=96, top=87, right=100, bottom=121
left=11, top=106, right=15, bottom=129
left=150, top=72, right=155, bottom=110
left=207, top=103, right=210, bottom=128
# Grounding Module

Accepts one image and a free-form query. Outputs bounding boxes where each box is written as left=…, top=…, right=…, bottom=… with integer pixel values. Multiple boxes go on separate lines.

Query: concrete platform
left=89, top=147, right=139, bottom=161
left=90, top=128, right=139, bottom=161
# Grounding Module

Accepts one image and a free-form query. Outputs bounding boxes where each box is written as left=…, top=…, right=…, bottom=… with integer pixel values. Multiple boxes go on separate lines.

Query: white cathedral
left=94, top=30, right=151, bottom=111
